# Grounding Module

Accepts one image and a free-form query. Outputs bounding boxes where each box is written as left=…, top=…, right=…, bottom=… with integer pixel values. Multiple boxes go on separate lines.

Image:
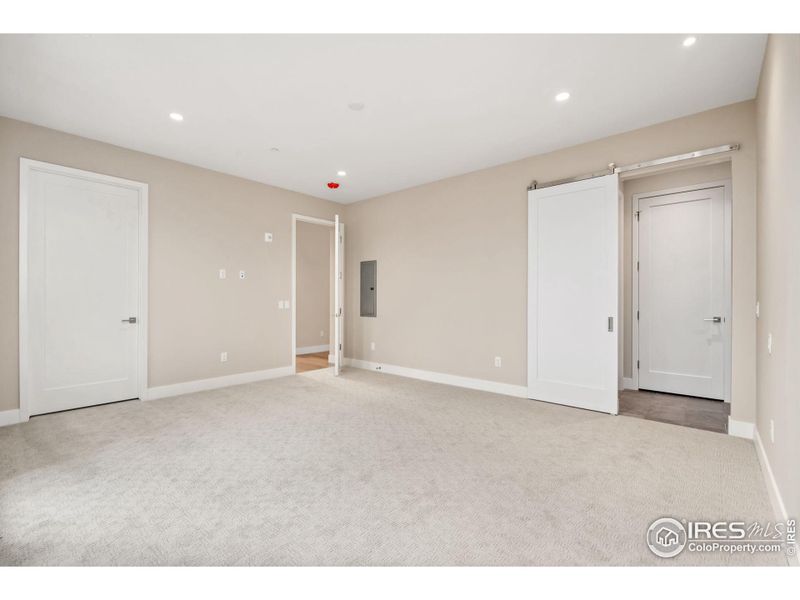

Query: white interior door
left=334, top=215, right=345, bottom=375
left=527, top=174, right=619, bottom=414
left=22, top=160, right=146, bottom=416
left=637, top=186, right=726, bottom=399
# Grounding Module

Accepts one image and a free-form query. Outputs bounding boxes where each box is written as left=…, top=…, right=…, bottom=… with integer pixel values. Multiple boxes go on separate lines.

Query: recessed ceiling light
left=348, top=102, right=365, bottom=111
left=555, top=92, right=570, bottom=102
left=169, top=112, right=184, bottom=122
left=683, top=36, right=697, bottom=47
left=337, top=170, right=347, bottom=177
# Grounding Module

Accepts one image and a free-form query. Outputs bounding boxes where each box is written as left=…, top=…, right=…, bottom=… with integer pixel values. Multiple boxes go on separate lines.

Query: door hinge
left=637, top=360, right=640, bottom=370
left=636, top=261, right=639, bottom=272
left=636, top=310, right=639, bottom=321
left=635, top=210, right=640, bottom=221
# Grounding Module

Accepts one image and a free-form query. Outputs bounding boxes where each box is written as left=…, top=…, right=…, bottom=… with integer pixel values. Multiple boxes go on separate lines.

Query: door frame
left=630, top=179, right=732, bottom=402
left=19, top=158, right=149, bottom=421
left=291, top=213, right=335, bottom=373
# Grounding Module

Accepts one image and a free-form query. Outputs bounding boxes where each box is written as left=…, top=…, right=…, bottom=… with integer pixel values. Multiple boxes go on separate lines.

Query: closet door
left=527, top=174, right=619, bottom=414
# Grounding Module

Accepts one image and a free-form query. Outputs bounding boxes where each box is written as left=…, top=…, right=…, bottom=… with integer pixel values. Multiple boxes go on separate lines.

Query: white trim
left=622, top=377, right=637, bottom=390
left=632, top=178, right=732, bottom=402
left=291, top=213, right=335, bottom=375
left=0, top=409, right=22, bottom=428
left=334, top=216, right=344, bottom=376
left=19, top=158, right=149, bottom=416
left=727, top=417, right=755, bottom=439
left=328, top=354, right=334, bottom=364
left=297, top=344, right=330, bottom=355
left=754, top=428, right=797, bottom=566
left=146, top=366, right=294, bottom=400
left=345, top=358, right=528, bottom=398
left=754, top=428, right=789, bottom=521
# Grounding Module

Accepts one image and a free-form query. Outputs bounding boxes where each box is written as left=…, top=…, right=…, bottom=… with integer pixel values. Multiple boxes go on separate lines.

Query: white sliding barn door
left=21, top=160, right=147, bottom=417
left=527, top=174, right=619, bottom=414
left=334, top=215, right=345, bottom=375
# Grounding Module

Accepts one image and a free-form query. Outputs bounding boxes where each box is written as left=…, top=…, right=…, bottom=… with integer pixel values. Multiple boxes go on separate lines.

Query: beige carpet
left=0, top=369, right=784, bottom=566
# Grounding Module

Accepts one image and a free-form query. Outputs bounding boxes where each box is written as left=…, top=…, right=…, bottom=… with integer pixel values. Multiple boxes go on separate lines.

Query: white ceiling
left=0, top=34, right=766, bottom=203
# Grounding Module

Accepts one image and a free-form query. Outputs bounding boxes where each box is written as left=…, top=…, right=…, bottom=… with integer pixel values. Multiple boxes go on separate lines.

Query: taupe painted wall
left=620, top=161, right=733, bottom=380
left=755, top=35, right=800, bottom=518
left=296, top=221, right=331, bottom=349
left=345, top=101, right=758, bottom=423
left=0, top=117, right=340, bottom=411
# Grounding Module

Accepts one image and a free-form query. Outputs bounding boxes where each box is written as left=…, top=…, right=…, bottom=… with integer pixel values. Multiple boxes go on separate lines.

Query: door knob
left=703, top=316, right=722, bottom=323
left=122, top=317, right=137, bottom=323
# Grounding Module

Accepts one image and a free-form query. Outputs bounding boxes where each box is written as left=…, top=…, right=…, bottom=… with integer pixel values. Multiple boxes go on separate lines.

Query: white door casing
left=527, top=174, right=619, bottom=414
left=20, top=159, right=148, bottom=418
left=636, top=184, right=728, bottom=400
left=334, top=215, right=345, bottom=376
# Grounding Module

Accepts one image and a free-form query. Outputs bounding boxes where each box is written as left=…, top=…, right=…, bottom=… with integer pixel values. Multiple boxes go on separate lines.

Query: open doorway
left=619, top=161, right=733, bottom=433
left=293, top=216, right=335, bottom=373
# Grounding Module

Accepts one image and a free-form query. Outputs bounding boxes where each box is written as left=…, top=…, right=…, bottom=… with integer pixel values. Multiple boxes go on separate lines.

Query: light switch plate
left=220, top=352, right=228, bottom=363
left=219, top=269, right=226, bottom=280
left=264, top=232, right=273, bottom=242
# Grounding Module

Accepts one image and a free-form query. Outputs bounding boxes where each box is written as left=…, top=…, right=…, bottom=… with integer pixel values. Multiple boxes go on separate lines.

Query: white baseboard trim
left=622, top=377, right=637, bottom=390
left=344, top=358, right=528, bottom=399
left=0, top=408, right=22, bottom=428
left=728, top=417, right=755, bottom=439
left=146, top=366, right=295, bottom=401
left=297, top=344, right=330, bottom=355
left=754, top=428, right=798, bottom=566
left=754, top=428, right=789, bottom=521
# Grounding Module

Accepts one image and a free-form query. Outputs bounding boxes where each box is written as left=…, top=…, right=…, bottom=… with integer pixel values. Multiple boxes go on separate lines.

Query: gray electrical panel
left=360, top=260, right=377, bottom=317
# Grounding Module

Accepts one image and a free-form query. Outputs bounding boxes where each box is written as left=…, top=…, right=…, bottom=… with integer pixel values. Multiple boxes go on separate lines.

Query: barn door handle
left=122, top=317, right=137, bottom=324
left=703, top=317, right=722, bottom=323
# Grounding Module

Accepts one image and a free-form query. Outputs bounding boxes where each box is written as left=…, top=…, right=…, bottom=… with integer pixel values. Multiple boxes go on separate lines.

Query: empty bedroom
left=0, top=2, right=798, bottom=596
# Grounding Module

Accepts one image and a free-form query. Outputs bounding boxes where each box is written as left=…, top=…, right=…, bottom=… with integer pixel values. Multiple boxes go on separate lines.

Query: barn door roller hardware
left=528, top=144, right=739, bottom=191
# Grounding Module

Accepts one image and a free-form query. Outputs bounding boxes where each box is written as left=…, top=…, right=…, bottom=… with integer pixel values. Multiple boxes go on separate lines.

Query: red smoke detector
left=327, top=182, right=340, bottom=189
